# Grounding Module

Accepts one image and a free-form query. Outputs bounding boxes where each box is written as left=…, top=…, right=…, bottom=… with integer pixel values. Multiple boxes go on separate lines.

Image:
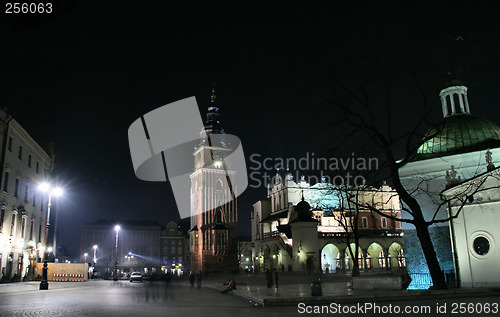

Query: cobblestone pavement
left=0, top=280, right=297, bottom=317
left=1, top=278, right=499, bottom=317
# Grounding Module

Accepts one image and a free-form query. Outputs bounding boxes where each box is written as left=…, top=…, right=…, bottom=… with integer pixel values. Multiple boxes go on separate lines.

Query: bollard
left=311, top=280, right=322, bottom=296
left=39, top=260, right=49, bottom=290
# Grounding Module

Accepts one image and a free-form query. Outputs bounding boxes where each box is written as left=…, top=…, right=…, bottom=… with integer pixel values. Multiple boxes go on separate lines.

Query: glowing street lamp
left=113, top=225, right=120, bottom=281
left=93, top=245, right=98, bottom=264
left=38, top=182, right=63, bottom=259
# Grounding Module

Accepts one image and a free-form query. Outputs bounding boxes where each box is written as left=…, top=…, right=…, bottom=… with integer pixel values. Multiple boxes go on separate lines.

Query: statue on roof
left=486, top=149, right=495, bottom=172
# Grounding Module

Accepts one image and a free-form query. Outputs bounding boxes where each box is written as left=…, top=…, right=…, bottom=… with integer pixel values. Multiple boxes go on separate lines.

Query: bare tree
left=334, top=187, right=362, bottom=277
left=313, top=49, right=496, bottom=289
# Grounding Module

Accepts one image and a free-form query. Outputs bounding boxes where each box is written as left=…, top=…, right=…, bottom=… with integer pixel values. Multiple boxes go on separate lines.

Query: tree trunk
left=351, top=235, right=361, bottom=277
left=389, top=160, right=447, bottom=290
left=415, top=219, right=447, bottom=289
left=351, top=262, right=360, bottom=277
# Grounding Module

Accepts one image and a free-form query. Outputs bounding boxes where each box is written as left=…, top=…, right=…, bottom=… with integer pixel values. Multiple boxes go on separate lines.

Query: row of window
left=317, top=215, right=389, bottom=228
left=191, top=232, right=226, bottom=249
left=7, top=137, right=42, bottom=174
left=362, top=217, right=387, bottom=229
left=2, top=172, right=44, bottom=210
left=163, top=257, right=183, bottom=265
left=162, top=246, right=183, bottom=254
left=162, top=239, right=183, bottom=246
left=0, top=209, right=43, bottom=242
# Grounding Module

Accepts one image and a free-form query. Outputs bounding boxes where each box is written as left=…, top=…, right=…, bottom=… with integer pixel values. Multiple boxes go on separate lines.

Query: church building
left=189, top=88, right=239, bottom=273
left=441, top=164, right=500, bottom=288
left=399, top=80, right=500, bottom=288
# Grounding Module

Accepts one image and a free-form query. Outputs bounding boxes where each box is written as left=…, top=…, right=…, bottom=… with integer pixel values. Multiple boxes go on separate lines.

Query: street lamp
left=113, top=225, right=120, bottom=281
left=38, top=182, right=63, bottom=260
left=93, top=245, right=98, bottom=264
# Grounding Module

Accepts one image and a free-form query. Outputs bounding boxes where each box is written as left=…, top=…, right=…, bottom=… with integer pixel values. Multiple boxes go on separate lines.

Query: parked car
left=130, top=272, right=143, bottom=282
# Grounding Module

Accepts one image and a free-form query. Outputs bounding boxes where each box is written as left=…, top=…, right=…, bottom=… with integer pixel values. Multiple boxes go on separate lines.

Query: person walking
left=274, top=270, right=279, bottom=288
left=266, top=269, right=273, bottom=288
left=189, top=271, right=195, bottom=288
left=196, top=271, right=202, bottom=289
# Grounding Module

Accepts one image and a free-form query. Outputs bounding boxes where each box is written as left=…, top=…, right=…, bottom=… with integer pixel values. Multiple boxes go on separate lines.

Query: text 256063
left=5, top=3, right=52, bottom=14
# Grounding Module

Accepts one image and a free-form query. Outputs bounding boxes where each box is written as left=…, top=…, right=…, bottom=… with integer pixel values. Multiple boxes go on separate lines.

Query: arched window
left=215, top=179, right=224, bottom=191
left=215, top=208, right=223, bottom=223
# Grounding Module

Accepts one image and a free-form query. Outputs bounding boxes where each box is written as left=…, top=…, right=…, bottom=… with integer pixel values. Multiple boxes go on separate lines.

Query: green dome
left=410, top=115, right=500, bottom=161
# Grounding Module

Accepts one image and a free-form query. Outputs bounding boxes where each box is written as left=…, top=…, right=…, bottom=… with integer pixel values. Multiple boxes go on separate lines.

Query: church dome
left=411, top=114, right=500, bottom=161
left=290, top=199, right=317, bottom=223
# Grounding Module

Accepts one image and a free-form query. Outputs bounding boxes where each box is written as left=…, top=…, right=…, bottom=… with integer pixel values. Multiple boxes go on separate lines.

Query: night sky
left=2, top=1, right=500, bottom=259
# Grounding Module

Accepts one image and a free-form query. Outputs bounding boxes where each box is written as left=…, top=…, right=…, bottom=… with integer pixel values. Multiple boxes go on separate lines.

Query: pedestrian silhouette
left=189, top=271, right=195, bottom=288
left=274, top=270, right=279, bottom=288
left=266, top=270, right=273, bottom=288
left=197, top=271, right=202, bottom=288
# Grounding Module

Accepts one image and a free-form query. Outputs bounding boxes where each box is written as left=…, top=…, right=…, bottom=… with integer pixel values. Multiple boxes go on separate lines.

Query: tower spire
left=210, top=82, right=216, bottom=104
left=203, top=82, right=225, bottom=135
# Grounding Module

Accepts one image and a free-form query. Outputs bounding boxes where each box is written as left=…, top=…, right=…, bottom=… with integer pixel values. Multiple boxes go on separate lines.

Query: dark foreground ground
left=0, top=275, right=499, bottom=316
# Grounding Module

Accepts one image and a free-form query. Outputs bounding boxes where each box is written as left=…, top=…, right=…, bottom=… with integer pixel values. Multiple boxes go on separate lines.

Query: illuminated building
left=189, top=88, right=239, bottom=273
left=399, top=80, right=500, bottom=288
left=0, top=107, right=53, bottom=280
left=160, top=221, right=189, bottom=275
left=251, top=174, right=405, bottom=274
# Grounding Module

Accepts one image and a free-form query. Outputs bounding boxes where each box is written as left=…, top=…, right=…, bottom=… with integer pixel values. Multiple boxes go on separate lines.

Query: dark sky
left=2, top=1, right=500, bottom=259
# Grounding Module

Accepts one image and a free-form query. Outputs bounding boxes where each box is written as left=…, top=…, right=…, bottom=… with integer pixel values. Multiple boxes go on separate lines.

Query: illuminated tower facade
left=189, top=86, right=238, bottom=273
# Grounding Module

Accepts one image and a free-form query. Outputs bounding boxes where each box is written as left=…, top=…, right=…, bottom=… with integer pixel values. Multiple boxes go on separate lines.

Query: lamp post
left=113, top=225, right=120, bottom=281
left=93, top=245, right=98, bottom=265
left=38, top=182, right=63, bottom=261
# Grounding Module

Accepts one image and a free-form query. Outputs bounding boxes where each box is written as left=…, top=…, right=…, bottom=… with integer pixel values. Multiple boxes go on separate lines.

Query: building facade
left=251, top=173, right=405, bottom=275
left=442, top=167, right=500, bottom=288
left=238, top=238, right=252, bottom=272
left=399, top=80, right=500, bottom=287
left=0, top=107, right=52, bottom=280
left=189, top=89, right=238, bottom=273
left=80, top=219, right=161, bottom=277
left=160, top=221, right=190, bottom=275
